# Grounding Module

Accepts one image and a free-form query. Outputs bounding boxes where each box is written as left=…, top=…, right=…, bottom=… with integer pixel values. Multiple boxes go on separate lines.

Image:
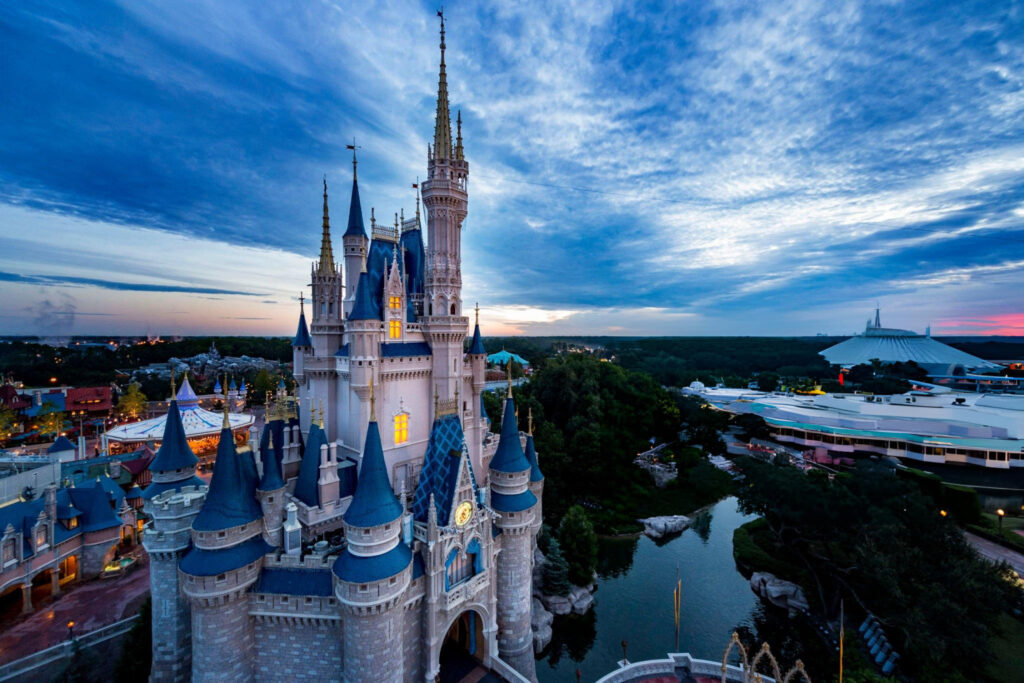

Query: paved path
left=964, top=531, right=1024, bottom=577
left=0, top=554, right=150, bottom=666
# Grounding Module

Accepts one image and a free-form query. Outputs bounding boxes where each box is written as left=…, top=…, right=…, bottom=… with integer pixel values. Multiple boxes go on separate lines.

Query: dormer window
left=394, top=413, right=409, bottom=445
left=389, top=320, right=401, bottom=339
left=35, top=525, right=48, bottom=551
left=389, top=296, right=401, bottom=310
left=65, top=517, right=78, bottom=530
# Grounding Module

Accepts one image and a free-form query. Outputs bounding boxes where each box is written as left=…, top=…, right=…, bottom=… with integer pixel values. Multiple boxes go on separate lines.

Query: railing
left=488, top=655, right=530, bottom=682
left=0, top=615, right=140, bottom=681
left=594, top=653, right=774, bottom=683
left=445, top=571, right=488, bottom=610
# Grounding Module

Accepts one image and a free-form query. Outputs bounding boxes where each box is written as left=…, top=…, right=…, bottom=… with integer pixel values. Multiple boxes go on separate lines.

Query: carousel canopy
left=107, top=375, right=253, bottom=444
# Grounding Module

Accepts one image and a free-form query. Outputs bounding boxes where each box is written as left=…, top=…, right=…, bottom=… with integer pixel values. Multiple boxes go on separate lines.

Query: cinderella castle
left=143, top=14, right=543, bottom=682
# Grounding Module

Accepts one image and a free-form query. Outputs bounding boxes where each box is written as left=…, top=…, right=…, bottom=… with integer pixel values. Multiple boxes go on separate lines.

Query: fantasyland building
left=144, top=17, right=543, bottom=683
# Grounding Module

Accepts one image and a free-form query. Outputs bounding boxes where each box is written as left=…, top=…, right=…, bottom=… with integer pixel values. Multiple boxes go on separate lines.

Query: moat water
left=535, top=497, right=833, bottom=682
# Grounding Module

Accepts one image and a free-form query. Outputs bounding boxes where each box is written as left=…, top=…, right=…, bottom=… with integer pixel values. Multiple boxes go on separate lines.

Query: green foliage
left=735, top=456, right=1013, bottom=680
left=756, top=371, right=779, bottom=392
left=0, top=407, right=15, bottom=445
left=116, top=382, right=148, bottom=419
left=114, top=598, right=152, bottom=682
left=558, top=505, right=598, bottom=586
left=537, top=524, right=553, bottom=555
left=731, top=518, right=805, bottom=582
left=250, top=369, right=277, bottom=405
left=481, top=390, right=502, bottom=432
left=542, top=537, right=572, bottom=597
left=732, top=413, right=770, bottom=442
left=36, top=400, right=66, bottom=437
left=898, top=469, right=982, bottom=524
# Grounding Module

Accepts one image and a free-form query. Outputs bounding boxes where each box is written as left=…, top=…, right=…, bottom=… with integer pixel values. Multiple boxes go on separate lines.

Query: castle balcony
left=445, top=570, right=488, bottom=611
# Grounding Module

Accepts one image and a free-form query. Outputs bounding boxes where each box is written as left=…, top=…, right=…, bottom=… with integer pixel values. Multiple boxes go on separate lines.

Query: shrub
left=558, top=505, right=598, bottom=586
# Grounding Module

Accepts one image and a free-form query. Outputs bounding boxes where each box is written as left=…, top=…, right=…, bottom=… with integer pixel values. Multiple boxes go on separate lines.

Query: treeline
left=0, top=337, right=291, bottom=387
left=484, top=353, right=732, bottom=532
left=734, top=456, right=1020, bottom=680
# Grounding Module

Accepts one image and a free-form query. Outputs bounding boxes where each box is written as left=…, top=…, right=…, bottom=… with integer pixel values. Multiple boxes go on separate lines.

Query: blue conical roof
left=229, top=378, right=238, bottom=391
left=293, top=307, right=312, bottom=347
left=348, top=270, right=377, bottom=321
left=257, top=423, right=284, bottom=492
left=175, top=375, right=199, bottom=407
left=294, top=421, right=325, bottom=507
left=525, top=434, right=544, bottom=482
left=344, top=420, right=403, bottom=528
left=192, top=427, right=263, bottom=532
left=213, top=378, right=222, bottom=393
left=148, top=400, right=199, bottom=472
left=469, top=322, right=486, bottom=355
left=489, top=397, right=531, bottom=473
left=47, top=435, right=76, bottom=454
left=344, top=177, right=366, bottom=238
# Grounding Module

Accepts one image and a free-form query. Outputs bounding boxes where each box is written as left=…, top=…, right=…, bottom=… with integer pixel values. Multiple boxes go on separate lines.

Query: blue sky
left=1, top=0, right=1023, bottom=337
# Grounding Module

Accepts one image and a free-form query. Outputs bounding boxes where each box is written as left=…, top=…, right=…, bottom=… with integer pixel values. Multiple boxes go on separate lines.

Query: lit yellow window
left=389, top=320, right=401, bottom=338
left=394, top=413, right=409, bottom=444
left=389, top=296, right=401, bottom=310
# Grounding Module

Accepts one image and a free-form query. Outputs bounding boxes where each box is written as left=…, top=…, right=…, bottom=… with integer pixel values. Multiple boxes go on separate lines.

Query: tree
left=757, top=371, right=779, bottom=392
left=114, top=598, right=152, bottom=682
left=542, top=537, right=572, bottom=597
left=36, top=400, right=65, bottom=438
left=558, top=505, right=598, bottom=586
left=116, top=383, right=147, bottom=419
left=251, top=370, right=276, bottom=405
left=0, top=407, right=16, bottom=446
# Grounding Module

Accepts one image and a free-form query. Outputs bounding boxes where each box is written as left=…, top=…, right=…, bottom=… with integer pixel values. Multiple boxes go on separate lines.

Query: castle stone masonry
left=144, top=14, right=543, bottom=682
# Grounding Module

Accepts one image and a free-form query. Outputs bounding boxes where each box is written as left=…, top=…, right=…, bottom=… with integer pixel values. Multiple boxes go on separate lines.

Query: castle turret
left=293, top=295, right=313, bottom=388
left=525, top=408, right=544, bottom=536
left=311, top=178, right=344, bottom=357
left=342, top=149, right=368, bottom=317
left=332, top=387, right=411, bottom=683
left=179, top=412, right=271, bottom=681
left=422, top=12, right=470, bottom=402
left=293, top=415, right=327, bottom=510
left=142, top=376, right=206, bottom=682
left=467, top=304, right=488, bottom=473
left=488, top=379, right=538, bottom=681
left=256, top=414, right=286, bottom=547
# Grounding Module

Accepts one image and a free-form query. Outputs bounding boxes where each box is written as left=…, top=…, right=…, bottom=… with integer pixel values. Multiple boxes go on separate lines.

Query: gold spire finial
left=222, top=374, right=230, bottom=429
left=170, top=370, right=176, bottom=398
left=434, top=385, right=440, bottom=415
left=369, top=376, right=376, bottom=421
left=299, top=292, right=305, bottom=314
left=318, top=399, right=325, bottom=428
left=433, top=8, right=452, bottom=161
left=318, top=177, right=335, bottom=275
left=528, top=407, right=533, bottom=435
left=475, top=302, right=479, bottom=326
left=506, top=362, right=513, bottom=399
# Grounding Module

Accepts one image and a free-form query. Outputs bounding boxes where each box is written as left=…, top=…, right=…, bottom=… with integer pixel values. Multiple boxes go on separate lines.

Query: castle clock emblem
left=454, top=501, right=473, bottom=527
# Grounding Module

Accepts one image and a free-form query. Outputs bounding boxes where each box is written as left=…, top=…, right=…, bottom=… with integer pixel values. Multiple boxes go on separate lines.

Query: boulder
left=533, top=622, right=552, bottom=651
left=542, top=594, right=572, bottom=616
left=750, top=572, right=809, bottom=615
left=639, top=515, right=691, bottom=539
left=532, top=598, right=553, bottom=629
left=571, top=591, right=594, bottom=614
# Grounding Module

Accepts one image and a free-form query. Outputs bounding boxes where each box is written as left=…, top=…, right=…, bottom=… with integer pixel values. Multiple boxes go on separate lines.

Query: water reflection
left=535, top=497, right=830, bottom=682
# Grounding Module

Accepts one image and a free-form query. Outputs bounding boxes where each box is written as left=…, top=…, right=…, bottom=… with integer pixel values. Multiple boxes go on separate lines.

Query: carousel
left=104, top=374, right=254, bottom=459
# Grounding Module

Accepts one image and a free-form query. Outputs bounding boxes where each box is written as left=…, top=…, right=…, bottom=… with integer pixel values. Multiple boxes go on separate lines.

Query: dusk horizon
left=3, top=1, right=1024, bottom=338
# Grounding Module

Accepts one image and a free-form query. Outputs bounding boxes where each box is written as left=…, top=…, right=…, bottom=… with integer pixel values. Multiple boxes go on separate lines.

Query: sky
left=1, top=0, right=1023, bottom=337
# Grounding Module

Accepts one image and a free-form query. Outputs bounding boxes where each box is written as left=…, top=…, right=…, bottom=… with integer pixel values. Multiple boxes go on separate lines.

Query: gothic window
left=389, top=320, right=401, bottom=339
left=450, top=303, right=456, bottom=315
left=35, top=525, right=48, bottom=551
left=2, top=537, right=15, bottom=565
left=389, top=296, right=401, bottom=310
left=394, top=413, right=409, bottom=445
left=328, top=302, right=334, bottom=315
left=445, top=539, right=482, bottom=590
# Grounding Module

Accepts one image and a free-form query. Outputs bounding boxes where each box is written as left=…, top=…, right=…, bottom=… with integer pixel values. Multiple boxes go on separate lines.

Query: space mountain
left=143, top=14, right=545, bottom=683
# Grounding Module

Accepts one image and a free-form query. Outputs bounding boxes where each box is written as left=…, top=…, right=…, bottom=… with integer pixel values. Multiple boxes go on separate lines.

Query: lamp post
left=939, top=509, right=947, bottom=518
left=67, top=620, right=75, bottom=639
left=996, top=509, right=1005, bottom=534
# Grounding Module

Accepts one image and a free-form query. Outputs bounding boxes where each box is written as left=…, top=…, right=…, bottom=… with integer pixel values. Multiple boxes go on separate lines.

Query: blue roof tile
left=335, top=344, right=350, bottom=357
left=67, top=481, right=123, bottom=532
left=412, top=414, right=475, bottom=525
left=141, top=475, right=206, bottom=500
left=348, top=271, right=377, bottom=321
left=381, top=342, right=432, bottom=358
left=257, top=423, right=285, bottom=492
left=343, top=177, right=366, bottom=238
left=333, top=540, right=411, bottom=583
left=489, top=398, right=530, bottom=474
left=344, top=420, right=403, bottom=528
left=294, top=422, right=325, bottom=507
left=147, top=400, right=199, bottom=473
left=47, top=436, right=76, bottom=453
left=254, top=567, right=333, bottom=596
left=293, top=307, right=313, bottom=348
left=490, top=489, right=537, bottom=513
left=469, top=323, right=486, bottom=356
left=179, top=536, right=272, bottom=577
left=192, top=428, right=263, bottom=532
left=525, top=435, right=544, bottom=482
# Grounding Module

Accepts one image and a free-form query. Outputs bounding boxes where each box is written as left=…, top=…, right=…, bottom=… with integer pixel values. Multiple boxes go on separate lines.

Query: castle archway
left=438, top=608, right=487, bottom=682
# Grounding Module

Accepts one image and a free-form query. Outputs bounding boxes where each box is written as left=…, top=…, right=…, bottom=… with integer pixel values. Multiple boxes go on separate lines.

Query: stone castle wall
left=149, top=554, right=191, bottom=682
left=190, top=594, right=255, bottom=681
left=495, top=529, right=537, bottom=680
left=253, top=618, right=342, bottom=681
left=342, top=607, right=405, bottom=683
left=402, top=599, right=425, bottom=681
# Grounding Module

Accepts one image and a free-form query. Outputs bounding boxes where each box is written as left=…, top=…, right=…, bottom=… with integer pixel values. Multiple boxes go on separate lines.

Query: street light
left=939, top=509, right=947, bottom=518
left=67, top=620, right=75, bottom=639
left=996, top=509, right=1005, bottom=534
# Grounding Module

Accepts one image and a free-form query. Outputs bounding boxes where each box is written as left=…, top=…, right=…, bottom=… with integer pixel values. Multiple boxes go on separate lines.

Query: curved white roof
left=820, top=334, right=998, bottom=371
left=107, top=375, right=253, bottom=443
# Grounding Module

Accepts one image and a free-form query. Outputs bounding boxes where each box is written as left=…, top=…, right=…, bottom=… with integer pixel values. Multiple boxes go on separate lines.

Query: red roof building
left=66, top=386, right=112, bottom=418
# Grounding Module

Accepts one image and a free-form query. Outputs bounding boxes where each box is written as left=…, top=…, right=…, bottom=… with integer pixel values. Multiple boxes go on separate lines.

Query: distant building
left=820, top=309, right=999, bottom=374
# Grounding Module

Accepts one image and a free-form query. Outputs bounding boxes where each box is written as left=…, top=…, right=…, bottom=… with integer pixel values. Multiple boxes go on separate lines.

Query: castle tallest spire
left=432, top=10, right=452, bottom=161
left=318, top=177, right=335, bottom=274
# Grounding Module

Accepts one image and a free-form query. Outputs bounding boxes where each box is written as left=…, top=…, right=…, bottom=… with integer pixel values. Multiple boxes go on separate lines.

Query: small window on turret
left=389, top=320, right=401, bottom=339
left=394, top=413, right=409, bottom=445
left=389, top=296, right=401, bottom=310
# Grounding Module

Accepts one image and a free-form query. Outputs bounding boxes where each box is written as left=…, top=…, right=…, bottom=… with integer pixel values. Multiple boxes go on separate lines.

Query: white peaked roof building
left=106, top=374, right=253, bottom=450
left=820, top=309, right=1000, bottom=373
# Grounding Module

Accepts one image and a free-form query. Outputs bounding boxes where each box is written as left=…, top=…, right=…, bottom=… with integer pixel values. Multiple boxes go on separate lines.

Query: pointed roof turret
left=213, top=377, right=222, bottom=394
left=432, top=11, right=452, bottom=161
left=489, top=394, right=531, bottom=474
left=147, top=398, right=198, bottom=473
left=175, top=372, right=199, bottom=407
left=348, top=268, right=378, bottom=321
left=293, top=294, right=312, bottom=347
left=294, top=421, right=326, bottom=507
left=344, top=413, right=403, bottom=528
left=344, top=145, right=366, bottom=238
left=257, top=422, right=285, bottom=492
left=455, top=109, right=464, bottom=161
left=469, top=303, right=486, bottom=355
left=525, top=408, right=543, bottom=483
left=192, top=426, right=264, bottom=532
left=317, top=177, right=336, bottom=275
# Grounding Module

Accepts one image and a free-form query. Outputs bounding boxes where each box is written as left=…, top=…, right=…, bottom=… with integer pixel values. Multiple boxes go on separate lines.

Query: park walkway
left=0, top=555, right=149, bottom=666
left=964, top=531, right=1024, bottom=577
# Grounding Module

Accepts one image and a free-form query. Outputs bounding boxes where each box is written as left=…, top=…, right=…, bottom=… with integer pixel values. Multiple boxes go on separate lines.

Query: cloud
left=0, top=271, right=265, bottom=296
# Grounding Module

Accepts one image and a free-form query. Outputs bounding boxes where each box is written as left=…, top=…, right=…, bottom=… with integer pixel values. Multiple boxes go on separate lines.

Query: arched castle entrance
left=437, top=608, right=487, bottom=682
